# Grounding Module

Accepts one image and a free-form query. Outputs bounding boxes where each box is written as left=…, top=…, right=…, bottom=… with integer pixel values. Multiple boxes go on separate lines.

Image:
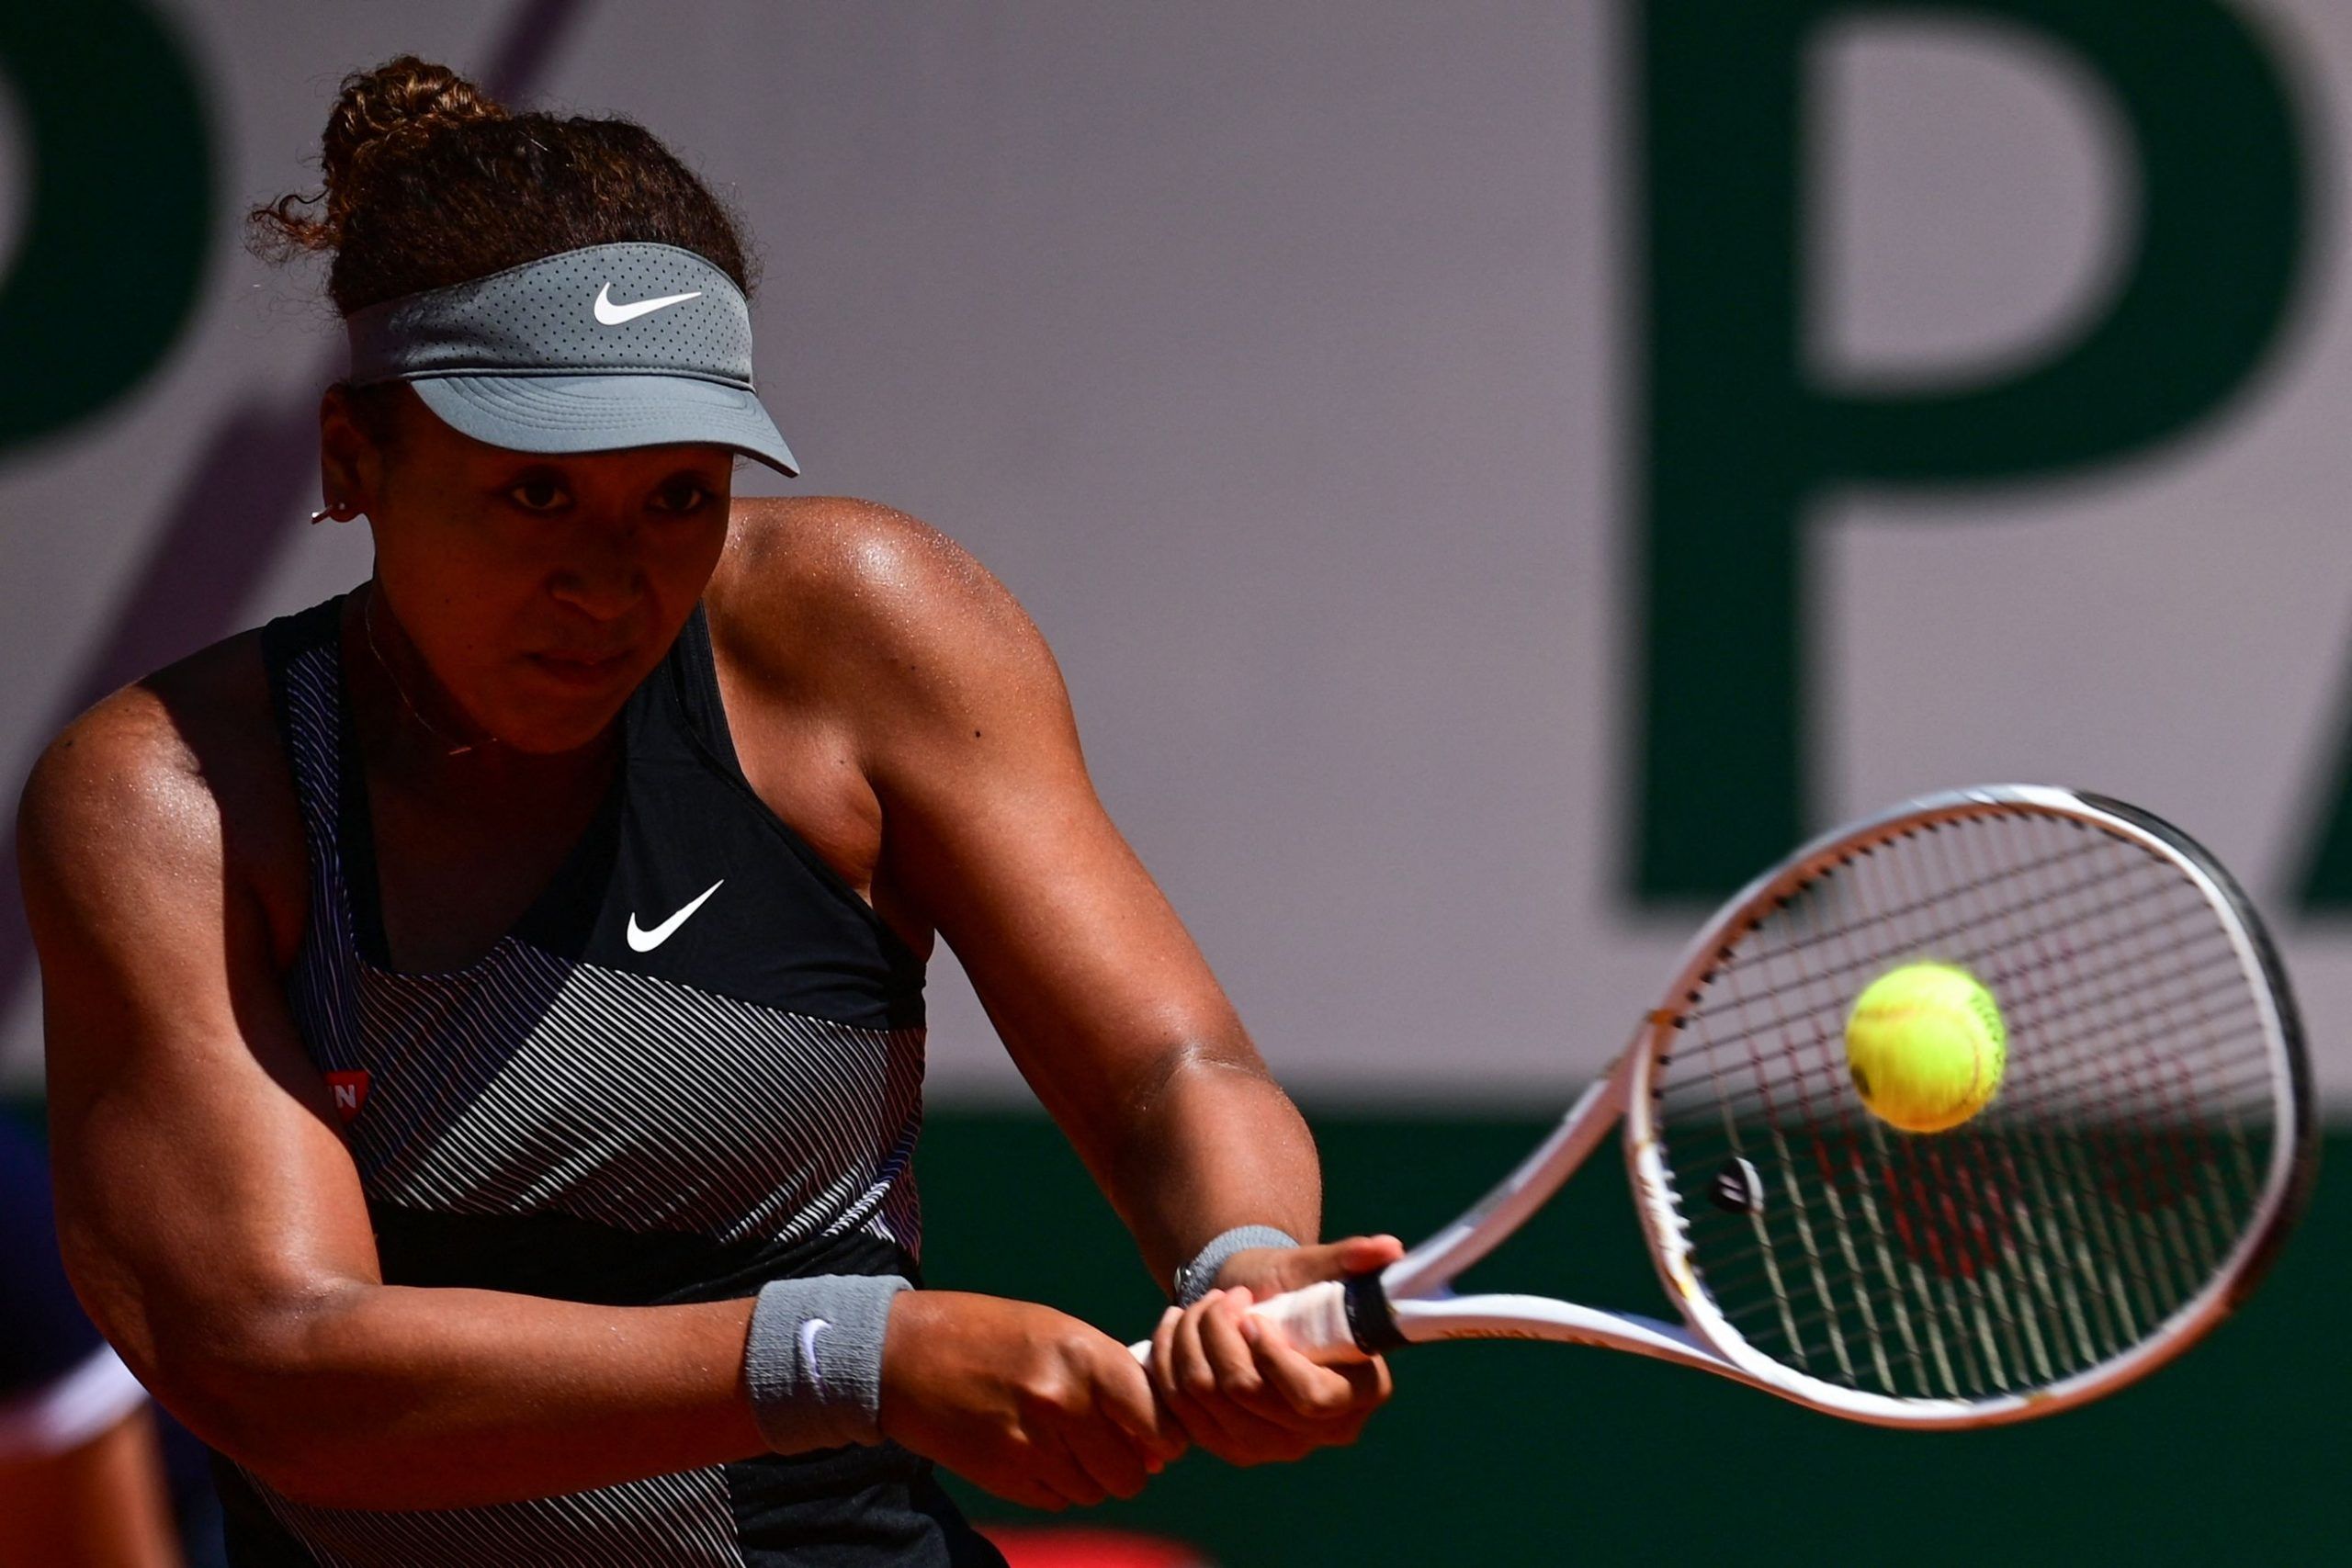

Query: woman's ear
left=318, top=384, right=382, bottom=518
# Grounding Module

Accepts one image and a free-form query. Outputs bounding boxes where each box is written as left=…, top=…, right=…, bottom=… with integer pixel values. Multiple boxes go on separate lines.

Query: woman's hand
left=876, top=1291, right=1187, bottom=1511
left=1148, top=1235, right=1404, bottom=1466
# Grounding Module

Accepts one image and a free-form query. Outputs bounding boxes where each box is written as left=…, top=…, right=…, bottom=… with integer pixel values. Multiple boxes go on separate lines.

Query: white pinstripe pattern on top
left=243, top=1461, right=746, bottom=1568
left=275, top=636, right=925, bottom=1255
left=249, top=628, right=928, bottom=1564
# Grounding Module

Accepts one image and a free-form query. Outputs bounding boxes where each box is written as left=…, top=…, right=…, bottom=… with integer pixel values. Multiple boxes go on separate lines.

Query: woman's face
left=324, top=386, right=735, bottom=755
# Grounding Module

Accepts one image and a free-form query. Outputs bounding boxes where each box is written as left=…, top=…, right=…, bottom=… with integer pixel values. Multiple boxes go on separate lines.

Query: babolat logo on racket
left=1710, top=1156, right=1765, bottom=1215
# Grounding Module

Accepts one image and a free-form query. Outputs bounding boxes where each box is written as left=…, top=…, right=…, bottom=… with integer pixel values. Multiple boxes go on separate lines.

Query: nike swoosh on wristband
left=593, top=281, right=704, bottom=325
left=626, top=878, right=725, bottom=952
left=798, top=1317, right=830, bottom=1380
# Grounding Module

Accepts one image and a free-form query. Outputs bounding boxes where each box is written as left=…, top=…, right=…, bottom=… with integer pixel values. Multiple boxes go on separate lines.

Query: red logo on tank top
left=325, top=1070, right=371, bottom=1123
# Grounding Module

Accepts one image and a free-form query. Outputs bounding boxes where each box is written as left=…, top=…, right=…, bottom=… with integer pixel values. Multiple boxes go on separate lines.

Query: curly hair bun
left=250, top=54, right=752, bottom=317
left=322, top=56, right=506, bottom=197
left=254, top=56, right=506, bottom=258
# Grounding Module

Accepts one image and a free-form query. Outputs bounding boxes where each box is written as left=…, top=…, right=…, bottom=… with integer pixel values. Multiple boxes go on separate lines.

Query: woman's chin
left=477, top=691, right=630, bottom=756
left=474, top=655, right=649, bottom=753
left=492, top=711, right=623, bottom=756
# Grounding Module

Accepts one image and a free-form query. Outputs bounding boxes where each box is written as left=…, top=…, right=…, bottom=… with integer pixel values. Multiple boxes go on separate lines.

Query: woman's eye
left=650, top=482, right=713, bottom=514
left=509, top=479, right=567, bottom=512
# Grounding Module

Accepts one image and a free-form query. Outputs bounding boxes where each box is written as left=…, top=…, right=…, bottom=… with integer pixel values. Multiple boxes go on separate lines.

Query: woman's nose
left=546, top=531, right=649, bottom=619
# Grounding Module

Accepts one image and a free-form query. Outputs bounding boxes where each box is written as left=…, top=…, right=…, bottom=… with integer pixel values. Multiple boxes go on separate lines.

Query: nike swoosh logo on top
left=799, top=1318, right=830, bottom=1378
left=594, top=282, right=704, bottom=325
left=626, top=879, right=725, bottom=952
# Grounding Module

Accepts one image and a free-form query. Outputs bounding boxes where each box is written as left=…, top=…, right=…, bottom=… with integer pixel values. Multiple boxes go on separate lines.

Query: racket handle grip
left=1125, top=1280, right=1368, bottom=1365
left=1253, top=1280, right=1364, bottom=1360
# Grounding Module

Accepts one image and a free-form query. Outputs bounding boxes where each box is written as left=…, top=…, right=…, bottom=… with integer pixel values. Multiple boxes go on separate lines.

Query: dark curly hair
left=251, top=56, right=758, bottom=442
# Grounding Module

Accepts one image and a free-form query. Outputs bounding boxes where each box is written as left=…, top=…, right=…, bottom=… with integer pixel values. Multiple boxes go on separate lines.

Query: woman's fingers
left=1231, top=1234, right=1408, bottom=1298
left=880, top=1292, right=1193, bottom=1512
left=1224, top=1303, right=1383, bottom=1450
left=1134, top=1238, right=1407, bottom=1471
left=1181, top=1292, right=1317, bottom=1461
left=1097, top=1333, right=1187, bottom=1471
left=1030, top=1430, right=1108, bottom=1509
left=1154, top=1292, right=1254, bottom=1455
left=1197, top=1291, right=1270, bottom=1404
left=1149, top=1299, right=1210, bottom=1437
left=1148, top=1286, right=1385, bottom=1464
left=993, top=1471, right=1072, bottom=1513
left=1169, top=1292, right=1262, bottom=1453
left=1332, top=1234, right=1407, bottom=1275
left=1245, top=1314, right=1377, bottom=1425
left=1079, top=1337, right=1184, bottom=1485
left=1148, top=1302, right=1209, bottom=1443
left=1055, top=1407, right=1152, bottom=1501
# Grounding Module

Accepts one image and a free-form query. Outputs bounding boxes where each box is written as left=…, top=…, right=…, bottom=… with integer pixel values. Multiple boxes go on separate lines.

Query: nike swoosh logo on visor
left=594, top=282, right=704, bottom=325
left=626, top=879, right=725, bottom=952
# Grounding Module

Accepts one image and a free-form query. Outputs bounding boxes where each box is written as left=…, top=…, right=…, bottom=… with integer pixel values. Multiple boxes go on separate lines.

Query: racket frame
left=1259, top=785, right=2317, bottom=1428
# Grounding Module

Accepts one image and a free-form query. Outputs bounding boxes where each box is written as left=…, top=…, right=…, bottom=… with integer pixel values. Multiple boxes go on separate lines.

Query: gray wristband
left=742, top=1274, right=910, bottom=1453
left=1173, top=1225, right=1302, bottom=1306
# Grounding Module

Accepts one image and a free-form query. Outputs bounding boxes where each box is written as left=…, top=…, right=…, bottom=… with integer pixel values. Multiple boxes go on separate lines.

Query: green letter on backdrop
left=0, top=3, right=209, bottom=457
left=1634, top=0, right=2301, bottom=900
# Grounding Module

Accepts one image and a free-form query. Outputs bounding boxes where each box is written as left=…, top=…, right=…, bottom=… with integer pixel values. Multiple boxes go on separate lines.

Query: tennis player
left=18, top=58, right=1398, bottom=1566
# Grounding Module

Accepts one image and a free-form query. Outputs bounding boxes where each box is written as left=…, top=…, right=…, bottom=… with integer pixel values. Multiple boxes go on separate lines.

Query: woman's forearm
left=198, top=1284, right=764, bottom=1511
left=1098, top=1043, right=1326, bottom=1288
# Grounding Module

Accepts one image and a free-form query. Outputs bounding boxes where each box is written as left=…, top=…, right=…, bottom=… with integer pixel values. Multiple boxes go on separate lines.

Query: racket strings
left=1668, top=913, right=2253, bottom=1074
left=1648, top=807, right=2280, bottom=1404
left=1838, top=816, right=2247, bottom=1382
left=1669, top=860, right=2236, bottom=1045
left=1666, top=1009, right=2273, bottom=1125
left=1895, top=817, right=2246, bottom=1371
left=1661, top=932, right=2273, bottom=1141
left=1729, top=833, right=2114, bottom=972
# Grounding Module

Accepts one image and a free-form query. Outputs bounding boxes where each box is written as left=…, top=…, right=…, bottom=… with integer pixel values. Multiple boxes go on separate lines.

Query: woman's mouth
left=527, top=649, right=633, bottom=689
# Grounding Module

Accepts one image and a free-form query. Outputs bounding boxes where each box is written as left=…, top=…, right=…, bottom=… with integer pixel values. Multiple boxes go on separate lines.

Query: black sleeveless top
left=220, top=592, right=1003, bottom=1568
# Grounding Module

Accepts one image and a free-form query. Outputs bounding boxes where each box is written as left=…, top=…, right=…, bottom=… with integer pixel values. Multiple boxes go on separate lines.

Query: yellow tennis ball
left=1844, top=962, right=2007, bottom=1134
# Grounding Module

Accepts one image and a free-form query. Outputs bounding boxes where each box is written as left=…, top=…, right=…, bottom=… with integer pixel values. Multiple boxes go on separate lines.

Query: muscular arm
left=718, top=502, right=1324, bottom=1288
left=891, top=700, right=1323, bottom=1290
left=20, top=662, right=763, bottom=1511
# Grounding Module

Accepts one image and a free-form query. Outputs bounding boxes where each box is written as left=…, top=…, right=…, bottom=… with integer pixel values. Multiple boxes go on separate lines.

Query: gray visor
left=345, top=242, right=798, bottom=476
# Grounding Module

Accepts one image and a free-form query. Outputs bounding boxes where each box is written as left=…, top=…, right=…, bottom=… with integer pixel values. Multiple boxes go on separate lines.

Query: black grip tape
left=1342, top=1269, right=1408, bottom=1355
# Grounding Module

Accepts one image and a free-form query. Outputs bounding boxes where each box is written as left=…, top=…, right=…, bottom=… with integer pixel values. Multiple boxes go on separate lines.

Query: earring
left=309, top=502, right=358, bottom=525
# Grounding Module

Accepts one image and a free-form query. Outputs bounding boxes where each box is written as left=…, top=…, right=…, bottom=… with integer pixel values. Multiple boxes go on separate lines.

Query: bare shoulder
left=17, top=632, right=304, bottom=956
left=710, top=495, right=1062, bottom=711
left=719, top=495, right=992, bottom=592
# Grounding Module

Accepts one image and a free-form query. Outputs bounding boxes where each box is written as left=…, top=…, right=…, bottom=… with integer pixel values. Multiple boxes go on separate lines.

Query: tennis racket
left=1133, top=785, right=2317, bottom=1427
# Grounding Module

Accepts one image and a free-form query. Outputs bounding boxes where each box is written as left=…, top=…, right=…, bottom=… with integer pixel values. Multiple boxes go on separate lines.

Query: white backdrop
left=4, top=0, right=2348, bottom=1104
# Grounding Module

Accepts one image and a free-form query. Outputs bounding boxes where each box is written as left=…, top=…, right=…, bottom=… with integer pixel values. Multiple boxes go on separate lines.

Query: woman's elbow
left=144, top=1292, right=372, bottom=1502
